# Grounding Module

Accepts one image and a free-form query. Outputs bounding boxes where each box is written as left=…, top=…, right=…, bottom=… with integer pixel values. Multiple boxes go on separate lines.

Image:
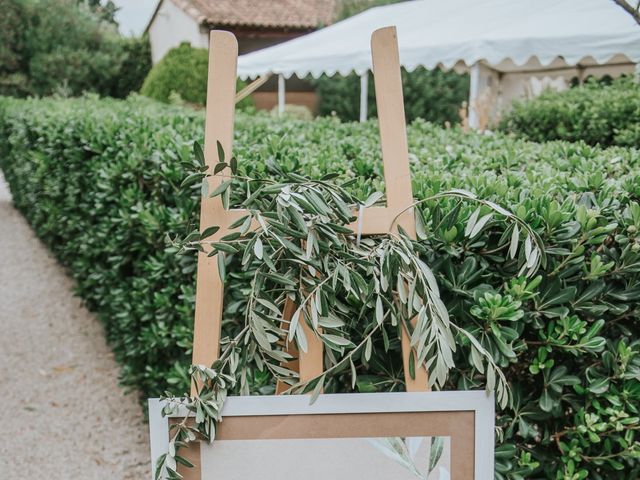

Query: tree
left=25, top=0, right=122, bottom=95
left=612, top=0, right=640, bottom=25
left=0, top=0, right=150, bottom=98
left=79, top=0, right=118, bottom=25
left=337, top=0, right=406, bottom=20
left=0, top=0, right=30, bottom=96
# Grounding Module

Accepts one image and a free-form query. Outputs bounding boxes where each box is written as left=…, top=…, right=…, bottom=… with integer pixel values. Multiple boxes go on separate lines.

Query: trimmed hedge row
left=500, top=76, right=640, bottom=148
left=1, top=96, right=639, bottom=479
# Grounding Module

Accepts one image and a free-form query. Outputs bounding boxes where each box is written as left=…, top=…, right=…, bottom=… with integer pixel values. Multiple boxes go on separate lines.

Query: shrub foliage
left=0, top=96, right=639, bottom=479
left=0, top=0, right=151, bottom=98
left=314, top=67, right=469, bottom=124
left=501, top=76, right=640, bottom=148
left=141, top=43, right=209, bottom=105
left=141, top=42, right=252, bottom=109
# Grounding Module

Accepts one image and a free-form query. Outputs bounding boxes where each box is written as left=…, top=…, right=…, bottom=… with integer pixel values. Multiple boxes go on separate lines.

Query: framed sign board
left=149, top=26, right=496, bottom=480
left=149, top=391, right=494, bottom=479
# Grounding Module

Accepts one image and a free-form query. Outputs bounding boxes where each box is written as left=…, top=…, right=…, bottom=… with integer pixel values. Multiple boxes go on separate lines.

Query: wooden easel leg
left=183, top=30, right=239, bottom=480
left=276, top=297, right=324, bottom=394
left=370, top=27, right=430, bottom=392
left=298, top=319, right=324, bottom=384
left=191, top=31, right=239, bottom=396
left=276, top=298, right=299, bottom=394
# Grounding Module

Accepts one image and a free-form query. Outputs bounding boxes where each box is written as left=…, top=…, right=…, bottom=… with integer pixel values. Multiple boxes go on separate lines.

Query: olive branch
left=154, top=141, right=543, bottom=479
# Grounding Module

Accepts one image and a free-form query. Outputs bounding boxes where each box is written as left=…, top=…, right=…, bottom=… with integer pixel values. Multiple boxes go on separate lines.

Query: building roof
left=153, top=0, right=339, bottom=31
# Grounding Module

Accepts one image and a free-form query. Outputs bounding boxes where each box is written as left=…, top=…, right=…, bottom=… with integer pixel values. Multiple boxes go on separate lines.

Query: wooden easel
left=181, top=26, right=430, bottom=479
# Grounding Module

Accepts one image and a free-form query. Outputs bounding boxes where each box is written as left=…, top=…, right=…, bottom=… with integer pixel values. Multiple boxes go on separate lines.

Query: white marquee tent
left=237, top=0, right=640, bottom=127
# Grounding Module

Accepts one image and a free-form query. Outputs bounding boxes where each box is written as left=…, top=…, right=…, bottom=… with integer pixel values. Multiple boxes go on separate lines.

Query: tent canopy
left=237, top=0, right=640, bottom=80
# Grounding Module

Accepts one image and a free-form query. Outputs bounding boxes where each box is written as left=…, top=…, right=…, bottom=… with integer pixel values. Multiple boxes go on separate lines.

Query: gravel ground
left=0, top=171, right=150, bottom=479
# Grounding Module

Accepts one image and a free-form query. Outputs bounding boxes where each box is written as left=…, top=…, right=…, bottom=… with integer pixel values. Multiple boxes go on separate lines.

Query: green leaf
left=200, top=226, right=220, bottom=240
left=211, top=242, right=237, bottom=254
left=323, top=333, right=354, bottom=348
left=296, top=320, right=308, bottom=353
left=509, top=224, right=519, bottom=259
left=222, top=185, right=231, bottom=209
left=363, top=191, right=384, bottom=207
left=288, top=308, right=301, bottom=342
left=154, top=454, right=167, bottom=480
left=217, top=252, right=226, bottom=283
left=213, top=162, right=227, bottom=174
left=415, top=209, right=427, bottom=240
left=429, top=436, right=444, bottom=472
left=175, top=455, right=195, bottom=468
left=193, top=141, right=205, bottom=166
left=469, top=213, right=493, bottom=238
left=254, top=236, right=263, bottom=259
left=464, top=208, right=481, bottom=236
left=539, top=389, right=553, bottom=412
left=350, top=358, right=357, bottom=389
left=364, top=337, right=372, bottom=361
left=375, top=296, right=384, bottom=325
left=588, top=377, right=610, bottom=394
left=408, top=349, right=416, bottom=380
left=216, top=140, right=225, bottom=163
left=181, top=171, right=204, bottom=188
left=539, top=286, right=577, bottom=309
left=209, top=180, right=232, bottom=198
left=310, top=375, right=325, bottom=404
left=262, top=272, right=297, bottom=287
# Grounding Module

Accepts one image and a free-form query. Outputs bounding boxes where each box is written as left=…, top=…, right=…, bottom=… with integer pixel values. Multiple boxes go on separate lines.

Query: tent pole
left=359, top=71, right=369, bottom=122
left=468, top=63, right=480, bottom=129
left=277, top=74, right=285, bottom=116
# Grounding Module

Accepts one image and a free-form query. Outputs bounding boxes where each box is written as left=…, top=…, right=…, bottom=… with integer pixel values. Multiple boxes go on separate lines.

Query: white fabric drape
left=237, top=0, right=640, bottom=80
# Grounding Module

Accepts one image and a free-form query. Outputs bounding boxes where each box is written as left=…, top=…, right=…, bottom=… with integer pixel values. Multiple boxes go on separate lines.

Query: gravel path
left=0, top=171, right=150, bottom=479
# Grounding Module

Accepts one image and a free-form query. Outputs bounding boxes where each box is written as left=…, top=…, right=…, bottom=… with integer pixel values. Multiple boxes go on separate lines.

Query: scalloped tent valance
left=237, top=0, right=640, bottom=80
left=237, top=0, right=639, bottom=127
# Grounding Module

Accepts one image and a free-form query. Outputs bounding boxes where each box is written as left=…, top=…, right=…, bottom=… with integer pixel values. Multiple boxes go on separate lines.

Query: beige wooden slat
left=192, top=27, right=429, bottom=401
left=191, top=31, right=240, bottom=395
left=275, top=298, right=300, bottom=394
left=298, top=317, right=324, bottom=383
left=185, top=30, right=248, bottom=480
left=347, top=206, right=392, bottom=234
left=275, top=290, right=325, bottom=393
left=370, top=27, right=429, bottom=392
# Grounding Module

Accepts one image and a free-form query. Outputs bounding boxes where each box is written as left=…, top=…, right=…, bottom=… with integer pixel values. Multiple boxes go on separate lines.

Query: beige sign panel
left=149, top=391, right=495, bottom=479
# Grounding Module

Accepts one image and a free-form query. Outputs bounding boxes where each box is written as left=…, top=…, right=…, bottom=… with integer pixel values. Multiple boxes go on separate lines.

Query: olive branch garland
left=154, top=142, right=543, bottom=479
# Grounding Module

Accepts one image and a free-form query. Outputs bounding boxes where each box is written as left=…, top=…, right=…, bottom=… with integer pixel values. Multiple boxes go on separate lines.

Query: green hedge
left=1, top=96, right=639, bottom=479
left=501, top=76, right=640, bottom=148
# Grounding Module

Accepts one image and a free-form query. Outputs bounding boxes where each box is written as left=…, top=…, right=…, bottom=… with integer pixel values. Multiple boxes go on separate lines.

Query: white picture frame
left=149, top=390, right=494, bottom=479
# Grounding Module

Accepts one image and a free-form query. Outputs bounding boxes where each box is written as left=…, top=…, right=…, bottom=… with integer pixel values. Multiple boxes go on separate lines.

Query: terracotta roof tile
left=173, top=0, right=339, bottom=30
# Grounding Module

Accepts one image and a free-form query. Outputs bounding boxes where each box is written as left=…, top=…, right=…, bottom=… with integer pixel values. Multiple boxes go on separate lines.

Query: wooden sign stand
left=144, top=27, right=495, bottom=480
left=192, top=26, right=429, bottom=399
left=181, top=26, right=432, bottom=478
